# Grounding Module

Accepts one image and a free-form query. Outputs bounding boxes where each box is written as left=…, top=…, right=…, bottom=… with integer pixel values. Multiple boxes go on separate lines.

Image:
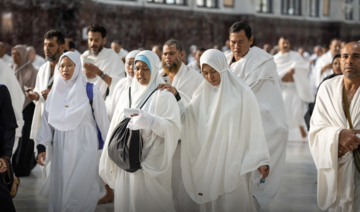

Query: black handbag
left=108, top=87, right=158, bottom=173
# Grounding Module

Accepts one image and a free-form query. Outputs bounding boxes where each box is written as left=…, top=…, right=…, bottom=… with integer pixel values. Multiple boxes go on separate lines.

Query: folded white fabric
left=127, top=110, right=155, bottom=130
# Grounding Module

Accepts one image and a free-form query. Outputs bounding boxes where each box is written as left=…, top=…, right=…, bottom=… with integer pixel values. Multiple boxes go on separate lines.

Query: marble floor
left=13, top=141, right=322, bottom=212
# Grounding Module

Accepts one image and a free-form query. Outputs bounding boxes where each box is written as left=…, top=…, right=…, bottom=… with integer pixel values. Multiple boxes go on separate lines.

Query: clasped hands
left=338, top=129, right=360, bottom=158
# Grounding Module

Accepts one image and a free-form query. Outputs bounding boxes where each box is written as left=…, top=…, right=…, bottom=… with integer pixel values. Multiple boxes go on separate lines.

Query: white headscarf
left=125, top=50, right=140, bottom=83
left=130, top=50, right=164, bottom=108
left=45, top=52, right=90, bottom=131
left=181, top=49, right=270, bottom=204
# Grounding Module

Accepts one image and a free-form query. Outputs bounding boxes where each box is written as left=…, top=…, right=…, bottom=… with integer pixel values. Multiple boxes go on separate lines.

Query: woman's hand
left=37, top=152, right=47, bottom=166
left=258, top=165, right=270, bottom=180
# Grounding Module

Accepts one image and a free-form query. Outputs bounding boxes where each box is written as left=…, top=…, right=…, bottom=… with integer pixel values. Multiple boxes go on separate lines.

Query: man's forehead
left=44, top=37, right=57, bottom=43
left=342, top=44, right=360, bottom=54
left=88, top=31, right=102, bottom=38
left=229, top=31, right=247, bottom=40
left=331, top=40, right=341, bottom=45
left=163, top=45, right=177, bottom=52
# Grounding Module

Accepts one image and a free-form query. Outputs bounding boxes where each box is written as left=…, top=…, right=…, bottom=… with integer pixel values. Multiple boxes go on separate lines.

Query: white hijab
left=125, top=50, right=140, bottom=85
left=45, top=52, right=89, bottom=131
left=181, top=49, right=270, bottom=204
left=131, top=50, right=163, bottom=108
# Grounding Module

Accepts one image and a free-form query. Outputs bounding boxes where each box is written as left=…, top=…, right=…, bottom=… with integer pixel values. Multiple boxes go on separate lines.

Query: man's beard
left=89, top=45, right=103, bottom=56
left=45, top=48, right=61, bottom=62
left=163, top=56, right=182, bottom=74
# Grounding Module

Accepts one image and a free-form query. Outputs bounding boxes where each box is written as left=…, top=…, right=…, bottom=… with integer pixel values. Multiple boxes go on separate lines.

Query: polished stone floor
left=13, top=140, right=321, bottom=212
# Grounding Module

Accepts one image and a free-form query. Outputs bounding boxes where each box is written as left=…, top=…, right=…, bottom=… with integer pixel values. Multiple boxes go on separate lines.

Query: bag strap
left=129, top=87, right=132, bottom=108
left=128, top=87, right=158, bottom=109
left=140, top=88, right=158, bottom=109
left=343, top=85, right=354, bottom=129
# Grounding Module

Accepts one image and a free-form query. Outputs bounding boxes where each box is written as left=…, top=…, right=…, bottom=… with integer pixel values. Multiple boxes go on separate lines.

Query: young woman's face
left=135, top=61, right=151, bottom=85
left=126, top=58, right=135, bottom=78
left=59, top=57, right=76, bottom=80
left=202, top=64, right=221, bottom=86
left=332, top=57, right=342, bottom=75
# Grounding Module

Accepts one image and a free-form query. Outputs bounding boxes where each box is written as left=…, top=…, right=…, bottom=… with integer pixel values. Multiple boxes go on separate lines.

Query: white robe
left=159, top=63, right=203, bottom=100
left=159, top=63, right=203, bottom=212
left=274, top=51, right=314, bottom=129
left=226, top=47, right=289, bottom=207
left=187, top=60, right=201, bottom=74
left=1, top=54, right=13, bottom=66
left=32, top=55, right=46, bottom=70
left=118, top=48, right=129, bottom=59
left=105, top=77, right=131, bottom=121
left=37, top=84, right=109, bottom=211
left=314, top=50, right=334, bottom=87
left=100, top=50, right=181, bottom=212
left=0, top=59, right=24, bottom=153
left=81, top=48, right=125, bottom=98
left=29, top=61, right=57, bottom=197
left=309, top=76, right=360, bottom=212
left=182, top=49, right=270, bottom=212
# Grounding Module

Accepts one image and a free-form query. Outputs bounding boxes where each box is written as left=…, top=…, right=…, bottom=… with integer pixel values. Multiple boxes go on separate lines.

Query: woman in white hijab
left=105, top=50, right=141, bottom=121
left=99, top=50, right=181, bottom=212
left=36, top=52, right=110, bottom=212
left=181, top=49, right=271, bottom=212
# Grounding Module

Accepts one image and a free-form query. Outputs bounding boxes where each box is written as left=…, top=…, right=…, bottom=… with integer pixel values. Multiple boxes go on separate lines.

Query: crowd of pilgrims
left=0, top=20, right=359, bottom=212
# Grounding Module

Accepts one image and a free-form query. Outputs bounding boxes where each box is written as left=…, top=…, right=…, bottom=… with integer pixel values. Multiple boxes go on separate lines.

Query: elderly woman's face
left=135, top=61, right=151, bottom=85
left=11, top=49, right=21, bottom=64
left=126, top=58, right=135, bottom=78
left=202, top=64, right=221, bottom=86
left=59, top=56, right=76, bottom=80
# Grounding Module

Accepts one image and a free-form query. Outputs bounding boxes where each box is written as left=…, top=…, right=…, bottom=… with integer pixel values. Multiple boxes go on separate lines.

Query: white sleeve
left=92, top=85, right=110, bottom=142
left=36, top=109, right=54, bottom=148
left=33, top=72, right=45, bottom=104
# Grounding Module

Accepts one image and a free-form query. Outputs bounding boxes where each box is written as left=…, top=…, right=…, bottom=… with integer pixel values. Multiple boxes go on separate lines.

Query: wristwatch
left=99, top=72, right=106, bottom=79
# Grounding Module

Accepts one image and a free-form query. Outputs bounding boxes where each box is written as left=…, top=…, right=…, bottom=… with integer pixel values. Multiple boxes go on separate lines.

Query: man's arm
left=83, top=63, right=112, bottom=87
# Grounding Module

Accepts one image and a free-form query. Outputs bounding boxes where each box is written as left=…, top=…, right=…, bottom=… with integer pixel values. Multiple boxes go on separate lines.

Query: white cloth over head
left=106, top=50, right=140, bottom=120
left=226, top=47, right=289, bottom=207
left=99, top=50, right=181, bottom=212
left=181, top=49, right=270, bottom=207
left=309, top=76, right=360, bottom=212
left=45, top=52, right=89, bottom=131
left=81, top=47, right=125, bottom=98
left=36, top=51, right=110, bottom=211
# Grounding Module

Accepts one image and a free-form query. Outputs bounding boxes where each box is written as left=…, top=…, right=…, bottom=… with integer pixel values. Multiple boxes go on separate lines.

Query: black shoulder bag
left=108, top=87, right=158, bottom=173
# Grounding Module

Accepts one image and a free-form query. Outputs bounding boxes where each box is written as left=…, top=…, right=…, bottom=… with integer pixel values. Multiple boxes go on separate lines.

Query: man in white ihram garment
left=81, top=24, right=125, bottom=99
left=27, top=46, right=46, bottom=71
left=0, top=58, right=24, bottom=155
left=159, top=39, right=203, bottom=101
left=158, top=39, right=203, bottom=212
left=313, top=38, right=341, bottom=87
left=36, top=52, right=109, bottom=212
left=225, top=21, right=288, bottom=210
left=309, top=42, right=360, bottom=212
left=25, top=30, right=66, bottom=197
left=181, top=49, right=271, bottom=212
left=106, top=50, right=140, bottom=121
left=274, top=37, right=314, bottom=139
left=111, top=40, right=129, bottom=59
left=187, top=47, right=206, bottom=74
left=99, top=50, right=181, bottom=212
